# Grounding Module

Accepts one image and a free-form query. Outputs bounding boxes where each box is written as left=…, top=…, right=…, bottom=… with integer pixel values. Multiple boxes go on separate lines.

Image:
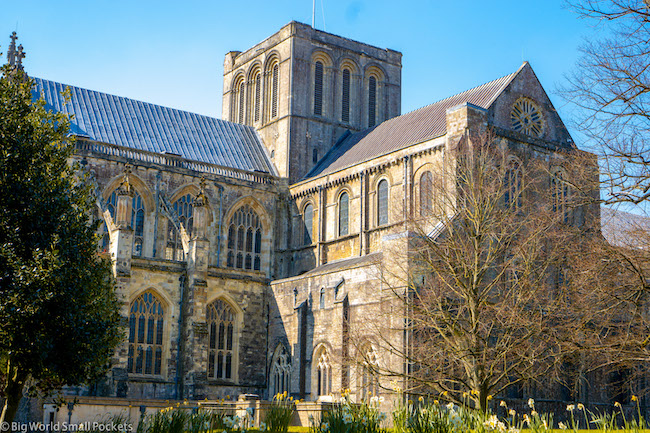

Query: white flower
left=484, top=415, right=499, bottom=430
left=508, top=409, right=516, bottom=416
left=500, top=400, right=507, bottom=407
left=446, top=402, right=455, bottom=410
left=531, top=410, right=538, bottom=417
left=322, top=421, right=329, bottom=432
left=527, top=398, right=535, bottom=409
left=559, top=422, right=567, bottom=430
left=566, top=404, right=575, bottom=412
left=260, top=422, right=267, bottom=432
left=577, top=403, right=585, bottom=411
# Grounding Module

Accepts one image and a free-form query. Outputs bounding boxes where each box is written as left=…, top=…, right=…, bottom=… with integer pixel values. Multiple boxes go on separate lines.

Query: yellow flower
left=500, top=401, right=507, bottom=408
left=462, top=392, right=468, bottom=398
left=487, top=395, right=493, bottom=401
left=577, top=403, right=585, bottom=411
left=442, top=391, right=449, bottom=397
left=471, top=390, right=479, bottom=396
left=614, top=401, right=622, bottom=408
left=632, top=395, right=639, bottom=402
left=434, top=400, right=439, bottom=405
left=509, top=409, right=516, bottom=417
left=418, top=396, right=424, bottom=402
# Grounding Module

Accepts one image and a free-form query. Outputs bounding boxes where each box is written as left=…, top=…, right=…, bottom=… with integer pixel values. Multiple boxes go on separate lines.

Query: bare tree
left=366, top=133, right=603, bottom=412
left=562, top=0, right=650, bottom=205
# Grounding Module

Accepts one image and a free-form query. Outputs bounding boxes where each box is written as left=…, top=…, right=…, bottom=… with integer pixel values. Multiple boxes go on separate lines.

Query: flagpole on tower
left=312, top=0, right=316, bottom=28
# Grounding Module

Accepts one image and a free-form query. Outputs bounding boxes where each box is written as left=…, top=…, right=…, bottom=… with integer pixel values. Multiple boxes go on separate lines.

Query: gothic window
left=238, top=81, right=246, bottom=124
left=102, top=189, right=145, bottom=257
left=253, top=71, right=262, bottom=122
left=226, top=204, right=262, bottom=271
left=314, top=61, right=324, bottom=116
left=420, top=171, right=433, bottom=216
left=207, top=299, right=237, bottom=381
left=377, top=179, right=389, bottom=226
left=368, top=76, right=377, bottom=127
left=303, top=203, right=314, bottom=245
left=504, top=161, right=522, bottom=210
left=127, top=291, right=164, bottom=376
left=316, top=348, right=332, bottom=397
left=338, top=191, right=349, bottom=237
left=165, top=194, right=194, bottom=261
left=313, top=148, right=318, bottom=164
left=271, top=346, right=291, bottom=396
left=271, top=64, right=279, bottom=119
left=551, top=170, right=570, bottom=223
left=341, top=68, right=351, bottom=123
left=359, top=346, right=379, bottom=399
left=319, top=287, right=325, bottom=309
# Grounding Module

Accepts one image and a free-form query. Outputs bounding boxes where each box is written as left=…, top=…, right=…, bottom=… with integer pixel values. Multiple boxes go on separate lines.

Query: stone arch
left=204, top=295, right=243, bottom=383
left=126, top=288, right=171, bottom=377
left=355, top=339, right=380, bottom=400
left=102, top=171, right=154, bottom=212
left=231, top=71, right=247, bottom=123
left=372, top=174, right=391, bottom=227
left=338, top=58, right=360, bottom=125
left=297, top=197, right=316, bottom=247
left=364, top=64, right=386, bottom=128
left=312, top=342, right=334, bottom=400
left=263, top=53, right=281, bottom=122
left=333, top=186, right=353, bottom=238
left=269, top=343, right=292, bottom=397
left=311, top=51, right=333, bottom=119
left=222, top=196, right=271, bottom=272
left=247, top=62, right=264, bottom=124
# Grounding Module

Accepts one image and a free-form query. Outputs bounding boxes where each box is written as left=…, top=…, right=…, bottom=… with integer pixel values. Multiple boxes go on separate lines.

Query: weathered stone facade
left=39, top=23, right=601, bottom=410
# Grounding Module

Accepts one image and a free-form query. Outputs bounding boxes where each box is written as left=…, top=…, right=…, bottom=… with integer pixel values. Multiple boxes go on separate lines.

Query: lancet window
left=226, top=205, right=262, bottom=271
left=127, top=291, right=164, bottom=376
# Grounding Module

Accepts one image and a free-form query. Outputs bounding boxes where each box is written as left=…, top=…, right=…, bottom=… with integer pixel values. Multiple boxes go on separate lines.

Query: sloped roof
left=32, top=78, right=276, bottom=175
left=305, top=64, right=524, bottom=179
left=601, top=207, right=650, bottom=249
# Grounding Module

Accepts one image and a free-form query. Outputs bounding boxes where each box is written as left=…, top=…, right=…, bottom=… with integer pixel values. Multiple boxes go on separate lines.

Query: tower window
left=254, top=73, right=262, bottom=122
left=303, top=203, right=314, bottom=245
left=313, top=148, right=318, bottom=164
left=368, top=76, right=377, bottom=127
left=271, top=64, right=279, bottom=119
left=238, top=81, right=245, bottom=124
left=314, top=61, right=324, bottom=116
left=342, top=68, right=351, bottom=123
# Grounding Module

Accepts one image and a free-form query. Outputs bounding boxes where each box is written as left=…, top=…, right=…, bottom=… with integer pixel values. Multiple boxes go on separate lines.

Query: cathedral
left=31, top=21, right=585, bottom=409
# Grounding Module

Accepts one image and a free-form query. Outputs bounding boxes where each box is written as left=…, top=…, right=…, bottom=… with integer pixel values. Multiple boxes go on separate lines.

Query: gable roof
left=304, top=63, right=525, bottom=180
left=32, top=78, right=277, bottom=175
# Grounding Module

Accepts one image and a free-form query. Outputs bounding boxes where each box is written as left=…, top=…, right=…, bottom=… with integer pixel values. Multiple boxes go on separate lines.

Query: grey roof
left=32, top=78, right=276, bottom=175
left=601, top=207, right=650, bottom=249
left=305, top=65, right=523, bottom=179
left=303, top=252, right=382, bottom=277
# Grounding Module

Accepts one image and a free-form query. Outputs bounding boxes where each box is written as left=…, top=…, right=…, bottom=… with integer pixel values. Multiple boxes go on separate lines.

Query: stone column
left=110, top=168, right=134, bottom=277
left=185, top=179, right=210, bottom=399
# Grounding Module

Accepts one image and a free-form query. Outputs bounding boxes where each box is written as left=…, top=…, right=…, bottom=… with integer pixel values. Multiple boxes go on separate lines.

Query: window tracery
left=166, top=193, right=194, bottom=261
left=226, top=204, right=262, bottom=271
left=102, top=189, right=145, bottom=256
left=127, top=291, right=164, bottom=376
left=207, top=299, right=237, bottom=381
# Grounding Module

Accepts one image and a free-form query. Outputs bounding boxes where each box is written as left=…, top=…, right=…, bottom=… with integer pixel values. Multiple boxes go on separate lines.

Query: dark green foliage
left=0, top=65, right=121, bottom=422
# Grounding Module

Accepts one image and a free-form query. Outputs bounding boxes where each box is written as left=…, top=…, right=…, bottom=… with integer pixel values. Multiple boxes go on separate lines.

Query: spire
left=6, top=32, right=26, bottom=71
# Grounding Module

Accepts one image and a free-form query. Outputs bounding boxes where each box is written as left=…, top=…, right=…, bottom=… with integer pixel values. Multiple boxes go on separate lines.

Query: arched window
left=226, top=204, right=263, bottom=271
left=207, top=299, right=237, bottom=381
left=316, top=349, right=332, bottom=397
left=314, top=61, right=324, bottom=116
left=359, top=346, right=379, bottom=400
left=341, top=68, right=351, bottom=123
left=271, top=346, right=291, bottom=396
left=368, top=76, right=377, bottom=127
left=319, top=287, right=325, bottom=309
left=253, top=71, right=262, bottom=122
left=303, top=203, right=314, bottom=245
left=128, top=291, right=164, bottom=376
left=238, top=81, right=246, bottom=124
left=338, top=192, right=349, bottom=237
left=166, top=194, right=194, bottom=261
left=377, top=179, right=389, bottom=226
left=420, top=171, right=433, bottom=216
left=271, top=64, right=279, bottom=119
left=552, top=171, right=570, bottom=223
left=102, top=189, right=145, bottom=256
left=504, top=161, right=522, bottom=210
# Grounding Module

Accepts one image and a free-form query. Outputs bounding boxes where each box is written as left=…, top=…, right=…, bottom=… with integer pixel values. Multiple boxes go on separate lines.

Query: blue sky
left=2, top=1, right=596, bottom=131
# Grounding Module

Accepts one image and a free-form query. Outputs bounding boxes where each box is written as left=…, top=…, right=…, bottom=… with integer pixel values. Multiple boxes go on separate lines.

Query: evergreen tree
left=0, top=59, right=121, bottom=423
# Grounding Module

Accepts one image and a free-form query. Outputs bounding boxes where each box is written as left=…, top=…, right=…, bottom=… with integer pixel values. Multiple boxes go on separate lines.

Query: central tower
left=222, top=21, right=402, bottom=183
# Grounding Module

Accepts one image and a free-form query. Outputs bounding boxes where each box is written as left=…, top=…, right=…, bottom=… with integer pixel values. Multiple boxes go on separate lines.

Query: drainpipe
left=214, top=182, right=224, bottom=267
left=174, top=271, right=187, bottom=400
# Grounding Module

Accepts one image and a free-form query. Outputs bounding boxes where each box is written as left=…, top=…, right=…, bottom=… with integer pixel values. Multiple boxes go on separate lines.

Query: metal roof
left=305, top=65, right=523, bottom=179
left=32, top=78, right=277, bottom=175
